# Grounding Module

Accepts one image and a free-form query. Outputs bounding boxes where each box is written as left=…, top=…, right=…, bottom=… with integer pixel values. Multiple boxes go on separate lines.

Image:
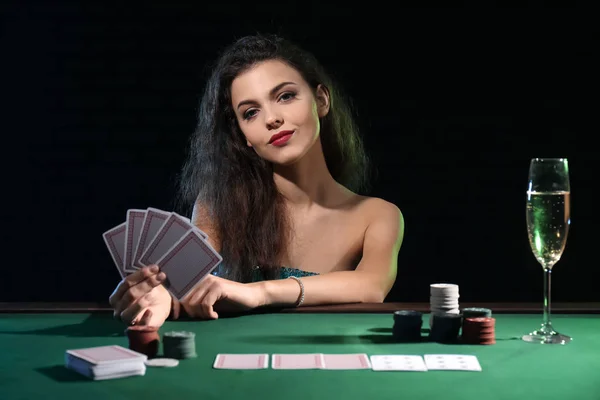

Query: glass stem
left=542, top=267, right=552, bottom=328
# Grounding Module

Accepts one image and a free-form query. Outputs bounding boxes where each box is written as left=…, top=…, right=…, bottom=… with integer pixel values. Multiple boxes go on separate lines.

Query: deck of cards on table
left=65, top=345, right=148, bottom=380
left=102, top=208, right=223, bottom=300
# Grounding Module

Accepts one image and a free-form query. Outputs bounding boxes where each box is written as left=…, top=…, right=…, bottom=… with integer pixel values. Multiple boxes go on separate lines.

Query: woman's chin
left=263, top=148, right=306, bottom=167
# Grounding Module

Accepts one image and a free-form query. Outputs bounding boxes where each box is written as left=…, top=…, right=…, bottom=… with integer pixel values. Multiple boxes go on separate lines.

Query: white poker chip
left=430, top=283, right=459, bottom=290
left=144, top=358, right=179, bottom=367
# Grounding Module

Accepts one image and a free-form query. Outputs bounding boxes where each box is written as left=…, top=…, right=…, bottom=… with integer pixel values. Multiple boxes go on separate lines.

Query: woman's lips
left=269, top=130, right=294, bottom=146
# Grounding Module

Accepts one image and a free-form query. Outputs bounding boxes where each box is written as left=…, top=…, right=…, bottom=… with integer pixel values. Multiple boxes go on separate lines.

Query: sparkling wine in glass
left=522, top=158, right=571, bottom=344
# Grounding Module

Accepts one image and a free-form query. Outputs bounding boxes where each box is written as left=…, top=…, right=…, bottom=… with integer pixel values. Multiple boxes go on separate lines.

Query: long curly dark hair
left=176, top=34, right=371, bottom=282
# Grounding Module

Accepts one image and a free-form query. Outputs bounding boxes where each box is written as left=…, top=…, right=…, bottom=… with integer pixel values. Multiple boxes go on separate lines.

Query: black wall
left=2, top=3, right=598, bottom=304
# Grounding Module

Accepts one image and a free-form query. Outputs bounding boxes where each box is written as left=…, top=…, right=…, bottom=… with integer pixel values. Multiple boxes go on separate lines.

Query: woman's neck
left=272, top=139, right=345, bottom=209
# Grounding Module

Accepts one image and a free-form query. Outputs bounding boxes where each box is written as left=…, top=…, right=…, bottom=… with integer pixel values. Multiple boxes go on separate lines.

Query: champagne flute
left=522, top=158, right=571, bottom=344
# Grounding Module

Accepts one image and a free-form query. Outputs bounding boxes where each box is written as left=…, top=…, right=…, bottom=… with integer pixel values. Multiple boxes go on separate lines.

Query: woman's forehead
left=231, top=60, right=304, bottom=99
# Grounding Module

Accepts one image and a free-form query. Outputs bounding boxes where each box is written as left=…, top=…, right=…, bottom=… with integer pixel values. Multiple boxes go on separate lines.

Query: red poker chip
left=461, top=316, right=496, bottom=345
left=465, top=317, right=495, bottom=324
left=477, top=334, right=496, bottom=339
left=462, top=327, right=494, bottom=334
left=126, top=325, right=160, bottom=358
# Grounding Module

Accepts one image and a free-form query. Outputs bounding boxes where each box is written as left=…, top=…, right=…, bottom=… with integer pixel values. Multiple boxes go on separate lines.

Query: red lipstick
left=269, top=130, right=294, bottom=146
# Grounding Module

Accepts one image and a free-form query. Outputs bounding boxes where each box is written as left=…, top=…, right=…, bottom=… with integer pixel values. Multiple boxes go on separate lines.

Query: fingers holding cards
left=103, top=207, right=223, bottom=311
left=137, top=308, right=153, bottom=326
left=108, top=265, right=163, bottom=321
left=120, top=296, right=153, bottom=325
left=109, top=265, right=160, bottom=304
left=119, top=267, right=165, bottom=307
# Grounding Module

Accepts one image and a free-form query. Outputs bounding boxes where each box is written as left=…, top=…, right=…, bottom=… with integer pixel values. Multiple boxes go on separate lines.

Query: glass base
left=522, top=326, right=571, bottom=344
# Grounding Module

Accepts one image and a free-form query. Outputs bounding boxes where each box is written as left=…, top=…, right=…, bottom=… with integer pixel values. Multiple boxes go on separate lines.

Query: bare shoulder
left=352, top=195, right=403, bottom=222
left=361, top=196, right=402, bottom=216
left=346, top=194, right=404, bottom=285
left=353, top=196, right=404, bottom=245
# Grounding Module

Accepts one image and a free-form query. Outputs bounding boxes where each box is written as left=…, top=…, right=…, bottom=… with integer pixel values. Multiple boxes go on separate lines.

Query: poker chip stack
left=125, top=325, right=180, bottom=367
left=126, top=325, right=160, bottom=359
left=392, top=310, right=423, bottom=342
left=461, top=309, right=496, bottom=345
left=429, top=312, right=462, bottom=343
left=429, top=283, right=460, bottom=326
left=162, top=331, right=197, bottom=359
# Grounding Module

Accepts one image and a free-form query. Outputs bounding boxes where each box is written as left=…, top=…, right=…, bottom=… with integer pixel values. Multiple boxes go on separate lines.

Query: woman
left=109, top=34, right=404, bottom=326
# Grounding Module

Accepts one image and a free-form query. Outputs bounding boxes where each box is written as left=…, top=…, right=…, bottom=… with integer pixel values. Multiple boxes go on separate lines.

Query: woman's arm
left=169, top=198, right=404, bottom=319
left=255, top=200, right=404, bottom=307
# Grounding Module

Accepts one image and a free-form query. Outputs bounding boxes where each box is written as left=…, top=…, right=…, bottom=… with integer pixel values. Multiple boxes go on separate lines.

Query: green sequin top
left=212, top=265, right=318, bottom=282
left=254, top=266, right=318, bottom=281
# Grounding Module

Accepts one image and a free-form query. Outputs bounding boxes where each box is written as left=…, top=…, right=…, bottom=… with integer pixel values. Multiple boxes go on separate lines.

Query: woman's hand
left=181, top=275, right=265, bottom=320
left=108, top=265, right=172, bottom=327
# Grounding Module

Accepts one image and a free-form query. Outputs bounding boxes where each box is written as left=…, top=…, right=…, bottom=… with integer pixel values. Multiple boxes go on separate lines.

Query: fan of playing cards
left=103, top=208, right=223, bottom=300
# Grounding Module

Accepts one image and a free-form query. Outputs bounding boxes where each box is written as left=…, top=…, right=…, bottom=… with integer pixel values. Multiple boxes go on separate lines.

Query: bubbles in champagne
left=526, top=191, right=570, bottom=269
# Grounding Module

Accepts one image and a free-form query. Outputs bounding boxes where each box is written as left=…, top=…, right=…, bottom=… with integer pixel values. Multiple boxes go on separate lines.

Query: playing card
left=132, top=208, right=171, bottom=269
left=102, top=222, right=127, bottom=278
left=424, top=354, right=482, bottom=371
left=173, top=212, right=191, bottom=224
left=173, top=212, right=209, bottom=240
left=123, top=209, right=147, bottom=273
left=156, top=229, right=222, bottom=300
left=370, top=355, right=427, bottom=371
left=213, top=354, right=269, bottom=369
left=271, top=354, right=325, bottom=369
left=322, top=354, right=371, bottom=370
left=139, top=212, right=194, bottom=267
left=66, top=345, right=146, bottom=365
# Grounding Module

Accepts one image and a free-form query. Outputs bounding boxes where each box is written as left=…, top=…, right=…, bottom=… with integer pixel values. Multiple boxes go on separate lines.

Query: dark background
left=2, top=3, right=597, bottom=304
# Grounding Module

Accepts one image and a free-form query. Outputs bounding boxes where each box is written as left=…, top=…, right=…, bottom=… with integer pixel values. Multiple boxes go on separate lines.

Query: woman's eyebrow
left=236, top=81, right=297, bottom=110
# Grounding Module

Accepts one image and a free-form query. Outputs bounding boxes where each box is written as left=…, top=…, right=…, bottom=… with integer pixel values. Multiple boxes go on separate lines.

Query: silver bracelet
left=287, top=276, right=305, bottom=307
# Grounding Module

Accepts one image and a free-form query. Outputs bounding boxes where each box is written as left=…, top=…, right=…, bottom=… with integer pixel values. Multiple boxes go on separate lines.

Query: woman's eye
left=279, top=91, right=296, bottom=102
left=243, top=109, right=258, bottom=120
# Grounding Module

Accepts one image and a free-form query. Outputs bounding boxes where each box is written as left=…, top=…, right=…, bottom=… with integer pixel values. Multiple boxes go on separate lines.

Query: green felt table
left=1, top=302, right=599, bottom=400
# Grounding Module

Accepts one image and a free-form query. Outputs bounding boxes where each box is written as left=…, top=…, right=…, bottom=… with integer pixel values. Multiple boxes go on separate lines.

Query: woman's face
left=230, top=59, right=329, bottom=165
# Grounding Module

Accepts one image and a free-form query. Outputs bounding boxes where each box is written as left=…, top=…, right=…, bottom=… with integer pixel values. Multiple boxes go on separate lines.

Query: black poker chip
left=392, top=310, right=423, bottom=342
left=429, top=312, right=462, bottom=343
